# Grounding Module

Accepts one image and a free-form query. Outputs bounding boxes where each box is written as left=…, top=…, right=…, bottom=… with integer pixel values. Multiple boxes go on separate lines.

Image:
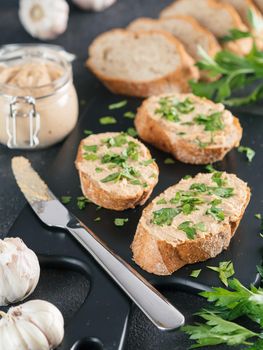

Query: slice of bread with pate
left=134, top=93, right=242, bottom=164
left=86, top=29, right=199, bottom=97
left=75, top=132, right=159, bottom=211
left=160, top=0, right=253, bottom=55
left=127, top=16, right=221, bottom=67
left=131, top=172, right=250, bottom=275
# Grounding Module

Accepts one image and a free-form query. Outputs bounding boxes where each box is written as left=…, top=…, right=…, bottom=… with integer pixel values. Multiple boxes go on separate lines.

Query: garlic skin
left=73, top=0, right=116, bottom=11
left=0, top=237, right=40, bottom=306
left=18, top=0, right=69, bottom=40
left=0, top=300, right=64, bottom=350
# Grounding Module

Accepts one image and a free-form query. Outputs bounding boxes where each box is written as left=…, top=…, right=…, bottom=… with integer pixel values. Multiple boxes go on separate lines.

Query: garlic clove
left=0, top=300, right=64, bottom=350
left=72, top=0, right=117, bottom=11
left=18, top=0, right=69, bottom=40
left=0, top=237, right=40, bottom=306
left=13, top=300, right=65, bottom=348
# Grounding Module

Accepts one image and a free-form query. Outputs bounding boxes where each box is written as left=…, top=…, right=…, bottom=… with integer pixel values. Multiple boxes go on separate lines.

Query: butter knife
left=11, top=156, right=185, bottom=331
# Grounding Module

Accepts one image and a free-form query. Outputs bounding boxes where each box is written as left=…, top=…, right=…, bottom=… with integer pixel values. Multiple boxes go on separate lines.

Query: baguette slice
left=132, top=172, right=250, bottom=275
left=134, top=93, right=242, bottom=164
left=75, top=132, right=159, bottom=211
left=128, top=16, right=221, bottom=63
left=254, top=0, right=263, bottom=13
left=218, top=0, right=263, bottom=48
left=86, top=29, right=199, bottom=97
left=160, top=0, right=253, bottom=55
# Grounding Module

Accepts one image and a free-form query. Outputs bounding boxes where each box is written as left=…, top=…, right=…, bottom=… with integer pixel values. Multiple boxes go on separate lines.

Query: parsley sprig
left=155, top=97, right=194, bottom=122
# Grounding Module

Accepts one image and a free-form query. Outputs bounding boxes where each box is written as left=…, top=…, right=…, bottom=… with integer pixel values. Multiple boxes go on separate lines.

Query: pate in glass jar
left=0, top=44, right=78, bottom=149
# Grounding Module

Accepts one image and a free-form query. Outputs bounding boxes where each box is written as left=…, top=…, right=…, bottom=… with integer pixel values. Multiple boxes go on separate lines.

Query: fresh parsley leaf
left=114, top=218, right=128, bottom=226
left=61, top=196, right=71, bottom=204
left=212, top=171, right=226, bottom=187
left=156, top=198, right=167, bottom=205
left=195, top=112, right=224, bottom=132
left=182, top=310, right=259, bottom=348
left=83, top=153, right=98, bottom=161
left=190, top=269, right=202, bottom=278
left=207, top=261, right=235, bottom=286
left=77, top=196, right=91, bottom=210
left=210, top=186, right=234, bottom=198
left=206, top=204, right=225, bottom=221
left=155, top=97, right=194, bottom=122
left=104, top=133, right=127, bottom=147
left=94, top=217, right=101, bottom=222
left=205, top=164, right=217, bottom=173
left=164, top=157, right=175, bottom=164
left=183, top=175, right=192, bottom=180
left=83, top=145, right=97, bottom=153
left=221, top=28, right=252, bottom=43
left=238, top=146, right=255, bottom=162
left=99, top=116, right=117, bottom=125
left=84, top=129, right=93, bottom=135
left=195, top=138, right=210, bottom=149
left=257, top=265, right=263, bottom=279
left=126, top=127, right=138, bottom=137
left=255, top=214, right=262, bottom=220
left=178, top=221, right=206, bottom=240
left=152, top=208, right=180, bottom=226
left=124, top=111, right=135, bottom=119
left=101, top=172, right=121, bottom=183
left=108, top=100, right=127, bottom=110
left=95, top=167, right=103, bottom=173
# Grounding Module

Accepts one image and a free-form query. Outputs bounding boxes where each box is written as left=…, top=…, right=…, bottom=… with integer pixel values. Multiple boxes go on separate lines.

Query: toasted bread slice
left=134, top=93, right=242, bottom=164
left=132, top=172, right=250, bottom=275
left=128, top=16, right=221, bottom=62
left=86, top=29, right=199, bottom=97
left=160, top=0, right=253, bottom=55
left=75, top=132, right=159, bottom=211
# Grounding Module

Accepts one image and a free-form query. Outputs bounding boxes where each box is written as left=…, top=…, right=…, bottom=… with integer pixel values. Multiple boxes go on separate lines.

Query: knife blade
left=11, top=156, right=185, bottom=331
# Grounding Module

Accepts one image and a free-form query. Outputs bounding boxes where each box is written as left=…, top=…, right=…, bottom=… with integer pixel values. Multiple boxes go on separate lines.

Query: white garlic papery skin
left=19, top=0, right=69, bottom=40
left=0, top=300, right=64, bottom=350
left=0, top=237, right=40, bottom=306
left=73, top=0, right=116, bottom=11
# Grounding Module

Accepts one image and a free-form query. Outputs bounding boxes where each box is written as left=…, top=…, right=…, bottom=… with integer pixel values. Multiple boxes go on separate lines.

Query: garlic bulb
left=0, top=237, right=40, bottom=306
left=73, top=0, right=116, bottom=11
left=18, top=0, right=69, bottom=40
left=0, top=300, right=64, bottom=350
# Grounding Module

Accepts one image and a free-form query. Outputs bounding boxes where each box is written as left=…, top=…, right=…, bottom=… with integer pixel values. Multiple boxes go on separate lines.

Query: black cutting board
left=6, top=87, right=263, bottom=350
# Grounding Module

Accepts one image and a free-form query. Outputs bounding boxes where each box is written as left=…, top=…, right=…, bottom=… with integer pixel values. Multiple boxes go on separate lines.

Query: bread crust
left=134, top=95, right=242, bottom=164
left=75, top=136, right=159, bottom=211
left=86, top=29, right=199, bottom=97
left=131, top=185, right=251, bottom=276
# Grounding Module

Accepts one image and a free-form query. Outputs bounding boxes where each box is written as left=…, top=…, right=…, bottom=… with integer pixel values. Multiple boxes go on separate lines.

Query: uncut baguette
left=75, top=132, right=159, bottom=211
left=86, top=29, right=199, bottom=97
left=134, top=93, right=242, bottom=165
left=160, top=0, right=253, bottom=55
left=131, top=172, right=250, bottom=275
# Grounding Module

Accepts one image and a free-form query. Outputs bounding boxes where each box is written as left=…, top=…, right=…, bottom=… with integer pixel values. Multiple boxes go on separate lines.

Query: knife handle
left=66, top=218, right=185, bottom=331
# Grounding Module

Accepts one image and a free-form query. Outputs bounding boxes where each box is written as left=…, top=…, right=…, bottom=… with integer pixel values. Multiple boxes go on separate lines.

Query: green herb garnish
left=183, top=175, right=192, bottom=180
left=94, top=217, right=101, bottom=222
left=61, top=196, right=72, bottom=204
left=221, top=28, right=252, bottom=43
left=205, top=164, right=217, bottom=173
left=126, top=127, right=138, bottom=137
left=95, top=167, right=103, bottom=173
left=190, top=269, right=202, bottom=278
left=114, top=218, right=129, bottom=226
left=155, top=97, right=194, bottom=122
left=77, top=196, right=91, bottom=210
left=99, top=116, right=117, bottom=125
left=83, top=153, right=98, bottom=161
left=84, top=129, right=93, bottom=135
left=255, top=213, right=262, bottom=220
left=108, top=100, right=127, bottom=110
left=195, top=112, right=224, bottom=132
left=178, top=221, right=206, bottom=240
left=207, top=261, right=235, bottom=286
left=124, top=111, right=135, bottom=119
left=164, top=157, right=175, bottom=164
left=152, top=208, right=180, bottom=226
left=238, top=146, right=255, bottom=162
left=141, top=159, right=155, bottom=166
left=104, top=133, right=127, bottom=147
left=156, top=198, right=167, bottom=205
left=206, top=204, right=225, bottom=221
left=83, top=145, right=98, bottom=153
left=190, top=44, right=263, bottom=106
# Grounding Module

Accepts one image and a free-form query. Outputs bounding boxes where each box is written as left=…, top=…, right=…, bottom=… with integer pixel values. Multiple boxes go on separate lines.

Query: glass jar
left=0, top=44, right=79, bottom=149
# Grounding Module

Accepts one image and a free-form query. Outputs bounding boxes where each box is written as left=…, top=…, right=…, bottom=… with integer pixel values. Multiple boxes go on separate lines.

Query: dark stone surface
left=0, top=0, right=172, bottom=237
